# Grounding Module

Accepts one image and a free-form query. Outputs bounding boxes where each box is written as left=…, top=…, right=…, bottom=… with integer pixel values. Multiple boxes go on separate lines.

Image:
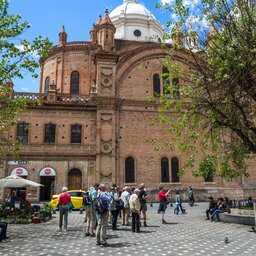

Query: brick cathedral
left=1, top=0, right=255, bottom=202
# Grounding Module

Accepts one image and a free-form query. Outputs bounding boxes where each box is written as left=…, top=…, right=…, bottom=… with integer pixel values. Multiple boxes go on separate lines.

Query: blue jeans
left=0, top=222, right=8, bottom=241
left=159, top=201, right=167, bottom=213
left=211, top=209, right=224, bottom=221
left=111, top=210, right=119, bottom=230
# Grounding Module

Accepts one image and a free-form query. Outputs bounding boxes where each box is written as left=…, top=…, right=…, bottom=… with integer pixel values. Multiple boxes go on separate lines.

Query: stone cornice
left=95, top=52, right=119, bottom=63
left=40, top=41, right=99, bottom=63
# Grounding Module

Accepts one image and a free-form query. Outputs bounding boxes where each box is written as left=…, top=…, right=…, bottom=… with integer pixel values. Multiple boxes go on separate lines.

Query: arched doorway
left=39, top=167, right=56, bottom=201
left=68, top=168, right=82, bottom=190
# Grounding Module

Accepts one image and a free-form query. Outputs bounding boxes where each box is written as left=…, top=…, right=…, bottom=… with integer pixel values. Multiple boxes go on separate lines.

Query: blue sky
left=8, top=0, right=173, bottom=92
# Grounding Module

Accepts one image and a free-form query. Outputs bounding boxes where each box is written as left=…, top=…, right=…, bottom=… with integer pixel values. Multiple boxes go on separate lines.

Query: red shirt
left=158, top=191, right=167, bottom=201
left=58, top=193, right=71, bottom=205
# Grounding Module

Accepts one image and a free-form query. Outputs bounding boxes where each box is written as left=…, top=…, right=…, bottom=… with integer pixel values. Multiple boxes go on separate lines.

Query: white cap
left=62, top=186, right=68, bottom=192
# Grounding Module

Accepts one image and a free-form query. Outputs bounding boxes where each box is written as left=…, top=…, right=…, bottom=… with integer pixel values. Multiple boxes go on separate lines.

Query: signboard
left=11, top=167, right=28, bottom=176
left=39, top=167, right=56, bottom=176
left=7, top=161, right=27, bottom=165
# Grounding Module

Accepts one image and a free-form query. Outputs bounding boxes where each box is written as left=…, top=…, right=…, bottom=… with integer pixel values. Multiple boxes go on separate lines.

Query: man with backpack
left=84, top=183, right=99, bottom=237
left=95, top=184, right=111, bottom=247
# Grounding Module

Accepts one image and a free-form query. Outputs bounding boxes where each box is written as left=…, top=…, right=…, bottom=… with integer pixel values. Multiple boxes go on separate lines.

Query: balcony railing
left=13, top=92, right=91, bottom=105
left=13, top=92, right=46, bottom=101
left=56, top=94, right=90, bottom=103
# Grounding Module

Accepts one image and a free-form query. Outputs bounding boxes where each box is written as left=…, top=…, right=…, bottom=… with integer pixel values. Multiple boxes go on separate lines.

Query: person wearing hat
left=58, top=186, right=71, bottom=231
left=129, top=189, right=141, bottom=233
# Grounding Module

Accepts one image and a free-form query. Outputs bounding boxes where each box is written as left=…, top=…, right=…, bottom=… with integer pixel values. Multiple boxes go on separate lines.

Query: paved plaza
left=0, top=203, right=255, bottom=256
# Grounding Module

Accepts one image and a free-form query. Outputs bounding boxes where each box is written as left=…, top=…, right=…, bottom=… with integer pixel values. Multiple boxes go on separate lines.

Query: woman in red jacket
left=158, top=186, right=170, bottom=224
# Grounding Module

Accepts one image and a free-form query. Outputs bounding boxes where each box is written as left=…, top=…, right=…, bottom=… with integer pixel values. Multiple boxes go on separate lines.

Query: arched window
left=68, top=168, right=82, bottom=190
left=171, top=157, right=180, bottom=182
left=125, top=157, right=135, bottom=183
left=161, top=157, right=170, bottom=183
left=153, top=74, right=160, bottom=97
left=44, top=76, right=50, bottom=93
left=44, top=123, right=56, bottom=143
left=162, top=67, right=170, bottom=95
left=70, top=71, right=79, bottom=94
left=17, top=122, right=29, bottom=144
left=205, top=171, right=214, bottom=182
left=172, top=78, right=180, bottom=98
left=71, top=124, right=81, bottom=143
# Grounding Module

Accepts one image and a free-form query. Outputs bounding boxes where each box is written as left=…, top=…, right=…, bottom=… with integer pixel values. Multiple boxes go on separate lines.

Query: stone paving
left=0, top=203, right=256, bottom=256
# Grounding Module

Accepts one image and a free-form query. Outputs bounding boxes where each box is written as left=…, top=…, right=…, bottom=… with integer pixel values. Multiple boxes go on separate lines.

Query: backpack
left=94, top=194, right=108, bottom=214
left=83, top=191, right=91, bottom=206
left=116, top=199, right=124, bottom=210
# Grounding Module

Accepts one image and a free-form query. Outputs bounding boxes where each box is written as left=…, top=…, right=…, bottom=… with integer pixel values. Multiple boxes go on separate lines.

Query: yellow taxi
left=49, top=190, right=86, bottom=209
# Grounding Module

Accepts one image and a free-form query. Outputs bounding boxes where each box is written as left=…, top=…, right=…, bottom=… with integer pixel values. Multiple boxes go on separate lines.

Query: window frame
left=162, top=66, right=170, bottom=96
left=171, top=157, right=180, bottom=183
left=44, top=76, right=50, bottom=94
left=70, top=71, right=80, bottom=94
left=44, top=123, right=56, bottom=144
left=17, top=122, right=29, bottom=144
left=153, top=73, right=161, bottom=97
left=124, top=156, right=135, bottom=184
left=161, top=157, right=170, bottom=183
left=71, top=124, right=82, bottom=144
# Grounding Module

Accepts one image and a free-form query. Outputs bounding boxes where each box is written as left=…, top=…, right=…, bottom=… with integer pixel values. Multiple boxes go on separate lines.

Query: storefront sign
left=39, top=167, right=56, bottom=176
left=11, top=167, right=28, bottom=176
left=7, top=161, right=27, bottom=165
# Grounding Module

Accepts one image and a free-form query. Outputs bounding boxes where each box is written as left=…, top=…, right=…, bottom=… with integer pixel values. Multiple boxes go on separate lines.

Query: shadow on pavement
left=139, top=230, right=156, bottom=233
left=106, top=234, right=119, bottom=239
left=108, top=242, right=132, bottom=248
left=162, top=222, right=178, bottom=225
left=145, top=225, right=160, bottom=228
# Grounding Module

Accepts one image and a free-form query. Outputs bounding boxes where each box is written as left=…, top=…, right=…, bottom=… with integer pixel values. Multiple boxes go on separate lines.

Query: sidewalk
left=0, top=203, right=255, bottom=256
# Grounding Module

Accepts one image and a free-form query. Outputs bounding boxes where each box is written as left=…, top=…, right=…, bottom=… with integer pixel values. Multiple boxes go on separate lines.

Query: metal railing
left=229, top=199, right=254, bottom=209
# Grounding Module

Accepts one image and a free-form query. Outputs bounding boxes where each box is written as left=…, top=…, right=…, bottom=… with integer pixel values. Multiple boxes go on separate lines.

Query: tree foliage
left=0, top=0, right=52, bottom=159
left=154, top=0, right=256, bottom=180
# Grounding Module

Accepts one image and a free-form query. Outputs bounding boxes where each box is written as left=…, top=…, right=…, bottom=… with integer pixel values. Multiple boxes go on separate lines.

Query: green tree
left=0, top=0, right=52, bottom=159
left=153, top=0, right=256, bottom=180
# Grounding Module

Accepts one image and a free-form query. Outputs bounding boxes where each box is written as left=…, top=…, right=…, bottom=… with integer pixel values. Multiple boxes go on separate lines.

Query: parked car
left=49, top=190, right=86, bottom=209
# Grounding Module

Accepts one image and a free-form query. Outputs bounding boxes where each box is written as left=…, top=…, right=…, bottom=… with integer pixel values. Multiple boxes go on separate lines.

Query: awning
left=39, top=167, right=56, bottom=176
left=11, top=167, right=28, bottom=176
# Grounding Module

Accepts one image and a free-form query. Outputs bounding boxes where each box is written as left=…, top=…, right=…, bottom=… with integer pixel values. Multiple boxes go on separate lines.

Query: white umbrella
left=0, top=175, right=43, bottom=188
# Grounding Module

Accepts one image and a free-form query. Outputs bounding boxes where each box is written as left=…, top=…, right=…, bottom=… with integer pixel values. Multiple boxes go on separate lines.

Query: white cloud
left=160, top=0, right=175, bottom=3
left=15, top=45, right=39, bottom=58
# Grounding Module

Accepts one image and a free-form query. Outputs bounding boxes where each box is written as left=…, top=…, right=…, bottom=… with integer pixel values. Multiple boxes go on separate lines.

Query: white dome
left=109, top=0, right=164, bottom=42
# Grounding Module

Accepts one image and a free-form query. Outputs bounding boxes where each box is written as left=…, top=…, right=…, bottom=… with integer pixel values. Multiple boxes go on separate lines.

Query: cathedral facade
left=1, top=0, right=255, bottom=202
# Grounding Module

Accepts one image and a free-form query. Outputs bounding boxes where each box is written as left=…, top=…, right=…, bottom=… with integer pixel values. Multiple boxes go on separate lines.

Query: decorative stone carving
left=100, top=155, right=112, bottom=176
left=101, top=68, right=113, bottom=88
left=101, top=141, right=112, bottom=154
left=101, top=114, right=112, bottom=122
left=101, top=123, right=112, bottom=142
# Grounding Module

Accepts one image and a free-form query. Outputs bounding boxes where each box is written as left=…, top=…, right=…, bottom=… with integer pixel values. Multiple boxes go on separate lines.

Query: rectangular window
left=17, top=123, right=28, bottom=144
left=71, top=125, right=81, bottom=144
left=44, top=124, right=56, bottom=143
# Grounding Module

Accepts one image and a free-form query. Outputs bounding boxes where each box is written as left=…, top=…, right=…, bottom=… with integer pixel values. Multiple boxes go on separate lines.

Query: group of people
left=58, top=183, right=148, bottom=247
left=205, top=196, right=231, bottom=221
left=8, top=191, right=31, bottom=211
left=57, top=183, right=197, bottom=247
